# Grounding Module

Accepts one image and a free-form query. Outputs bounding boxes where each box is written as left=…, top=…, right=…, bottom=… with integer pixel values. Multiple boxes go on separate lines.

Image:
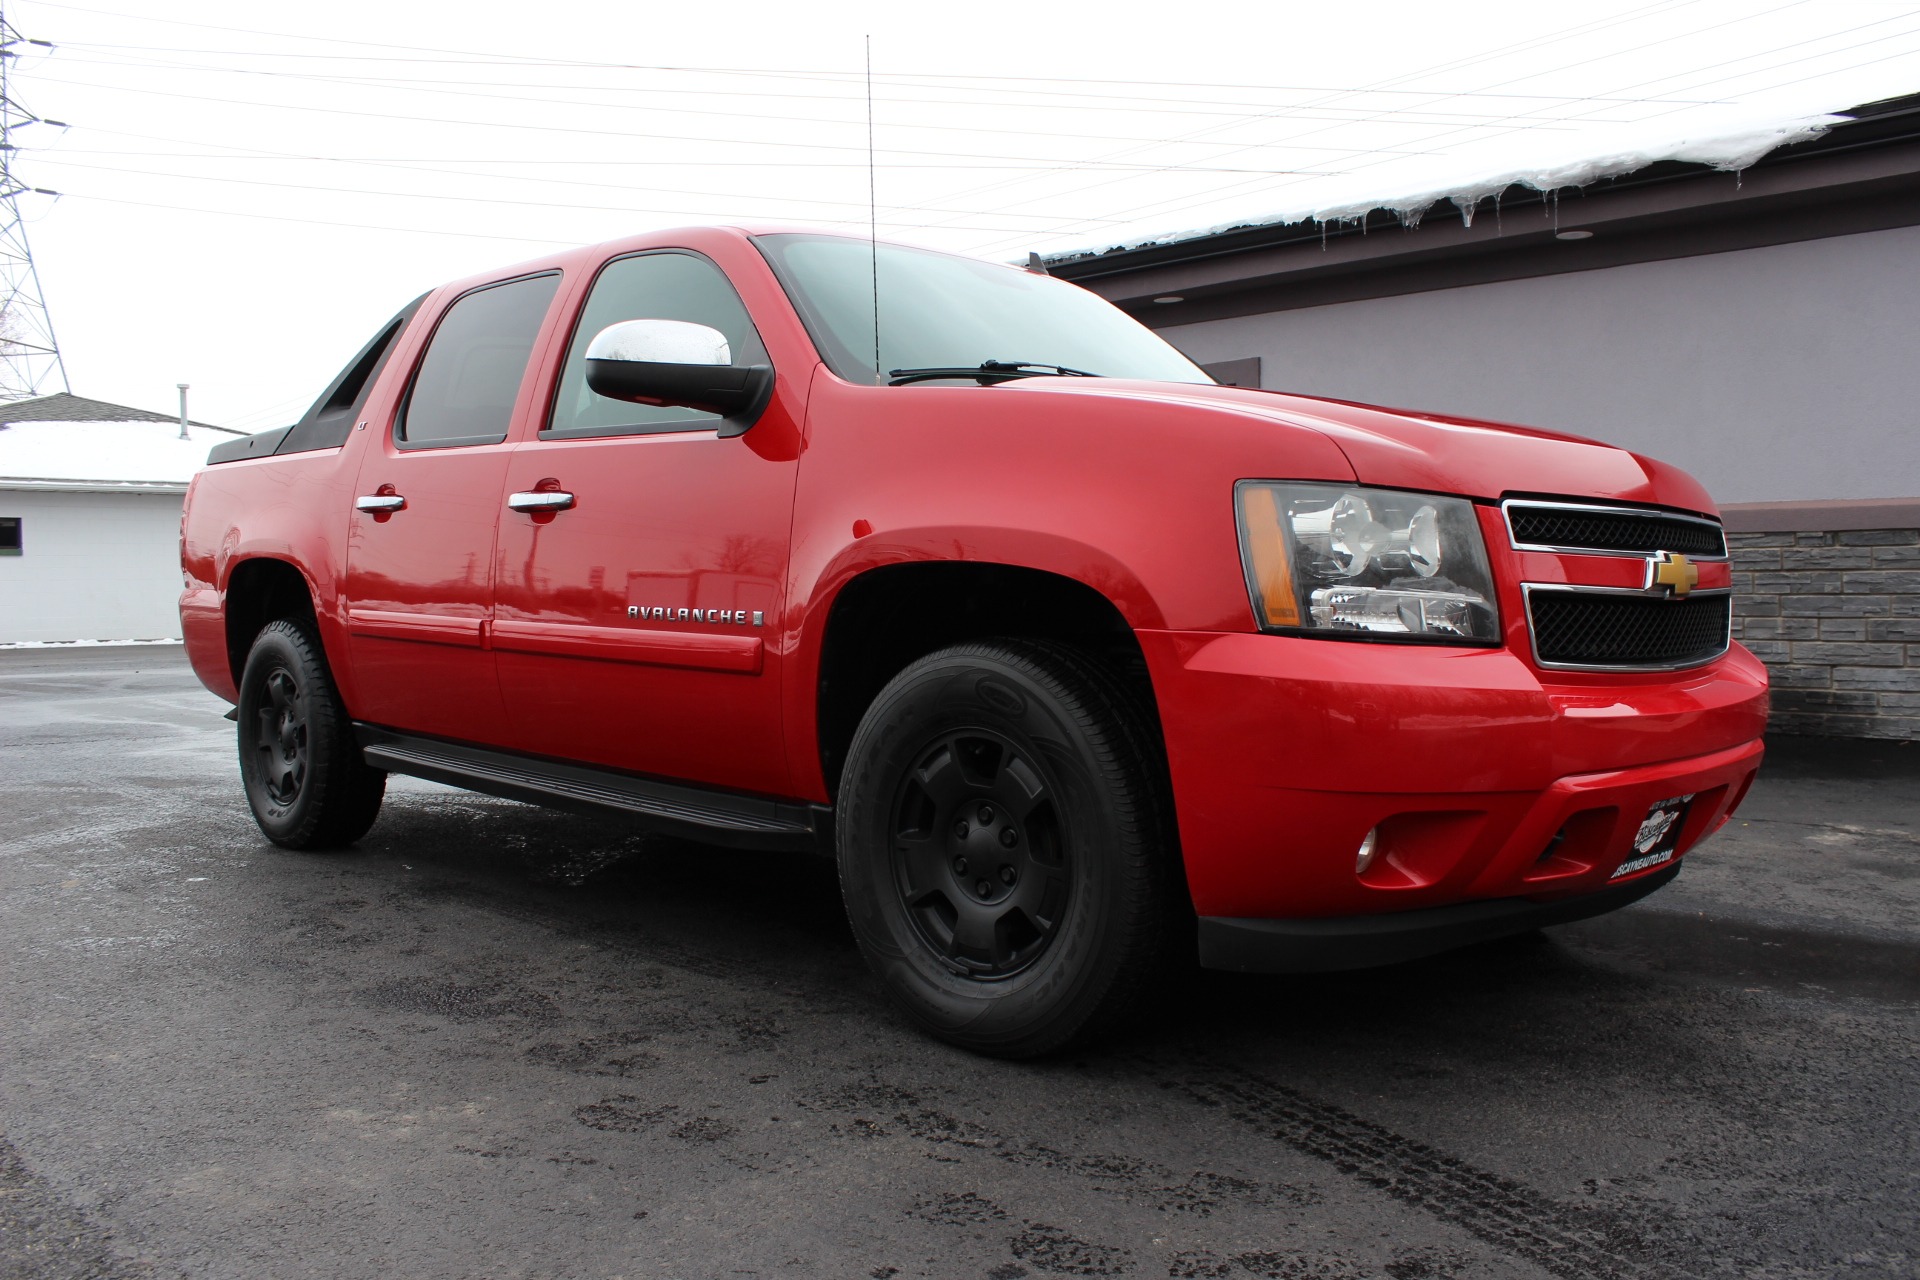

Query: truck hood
left=1019, top=378, right=1719, bottom=516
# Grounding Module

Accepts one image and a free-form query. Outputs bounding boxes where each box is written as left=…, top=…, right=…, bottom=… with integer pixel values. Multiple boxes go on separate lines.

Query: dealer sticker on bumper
left=1613, top=793, right=1694, bottom=879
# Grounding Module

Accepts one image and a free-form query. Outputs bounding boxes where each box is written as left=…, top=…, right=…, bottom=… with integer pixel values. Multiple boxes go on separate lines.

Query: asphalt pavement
left=1, top=645, right=1915, bottom=1280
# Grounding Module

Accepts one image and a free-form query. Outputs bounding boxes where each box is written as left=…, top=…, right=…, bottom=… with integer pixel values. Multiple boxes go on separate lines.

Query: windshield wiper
left=886, top=360, right=1101, bottom=387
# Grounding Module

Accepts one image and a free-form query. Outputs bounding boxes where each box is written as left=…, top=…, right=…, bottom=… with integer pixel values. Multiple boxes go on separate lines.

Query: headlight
left=1236, top=482, right=1500, bottom=642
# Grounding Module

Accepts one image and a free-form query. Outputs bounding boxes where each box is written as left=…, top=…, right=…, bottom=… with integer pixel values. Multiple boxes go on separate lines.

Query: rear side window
left=277, top=296, right=424, bottom=455
left=545, top=252, right=767, bottom=438
left=399, top=272, right=561, bottom=448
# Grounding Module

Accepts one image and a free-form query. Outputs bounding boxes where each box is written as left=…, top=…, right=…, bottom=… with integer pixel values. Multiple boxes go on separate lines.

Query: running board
left=354, top=725, right=823, bottom=853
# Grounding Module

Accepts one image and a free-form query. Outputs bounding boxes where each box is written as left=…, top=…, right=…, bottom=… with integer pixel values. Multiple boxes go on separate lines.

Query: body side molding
left=489, top=619, right=763, bottom=673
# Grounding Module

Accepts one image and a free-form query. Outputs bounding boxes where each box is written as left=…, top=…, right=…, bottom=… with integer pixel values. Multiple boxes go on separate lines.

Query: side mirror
left=584, top=319, right=773, bottom=437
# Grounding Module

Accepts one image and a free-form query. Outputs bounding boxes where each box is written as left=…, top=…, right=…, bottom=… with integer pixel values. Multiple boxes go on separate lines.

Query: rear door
left=491, top=249, right=800, bottom=796
left=343, top=271, right=563, bottom=745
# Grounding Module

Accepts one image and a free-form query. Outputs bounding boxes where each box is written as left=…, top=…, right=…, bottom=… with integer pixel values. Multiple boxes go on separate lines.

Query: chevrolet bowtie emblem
left=1649, top=550, right=1699, bottom=597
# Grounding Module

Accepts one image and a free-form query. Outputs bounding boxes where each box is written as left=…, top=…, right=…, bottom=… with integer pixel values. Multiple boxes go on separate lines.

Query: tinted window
left=547, top=252, right=767, bottom=437
left=755, top=233, right=1208, bottom=387
left=400, top=273, right=560, bottom=447
left=0, top=516, right=18, bottom=556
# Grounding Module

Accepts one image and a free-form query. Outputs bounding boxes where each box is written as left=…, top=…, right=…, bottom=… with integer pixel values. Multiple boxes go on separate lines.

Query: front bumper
left=1137, top=629, right=1768, bottom=927
left=1200, top=862, right=1680, bottom=973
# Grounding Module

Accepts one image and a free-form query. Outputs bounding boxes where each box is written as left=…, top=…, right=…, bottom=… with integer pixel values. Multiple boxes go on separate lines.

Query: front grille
left=1507, top=503, right=1726, bottom=558
left=1528, top=590, right=1731, bottom=669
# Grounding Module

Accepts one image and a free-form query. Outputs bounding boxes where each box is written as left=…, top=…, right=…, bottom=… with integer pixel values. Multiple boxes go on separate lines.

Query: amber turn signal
left=1236, top=484, right=1301, bottom=628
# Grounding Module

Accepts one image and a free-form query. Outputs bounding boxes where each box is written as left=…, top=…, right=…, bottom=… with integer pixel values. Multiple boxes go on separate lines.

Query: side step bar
left=355, top=724, right=824, bottom=853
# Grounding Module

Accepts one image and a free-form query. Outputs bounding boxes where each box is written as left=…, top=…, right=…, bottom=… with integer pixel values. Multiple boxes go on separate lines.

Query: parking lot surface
left=1, top=645, right=1915, bottom=1280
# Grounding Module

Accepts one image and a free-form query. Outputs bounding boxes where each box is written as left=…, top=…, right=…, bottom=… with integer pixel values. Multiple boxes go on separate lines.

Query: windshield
left=754, top=233, right=1211, bottom=387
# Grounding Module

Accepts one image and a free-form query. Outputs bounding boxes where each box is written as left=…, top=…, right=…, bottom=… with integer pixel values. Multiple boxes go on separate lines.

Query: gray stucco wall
left=1155, top=223, right=1920, bottom=506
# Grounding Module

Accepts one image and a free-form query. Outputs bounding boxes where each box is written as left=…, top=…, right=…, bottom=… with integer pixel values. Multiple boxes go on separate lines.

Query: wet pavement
left=1, top=645, right=1915, bottom=1280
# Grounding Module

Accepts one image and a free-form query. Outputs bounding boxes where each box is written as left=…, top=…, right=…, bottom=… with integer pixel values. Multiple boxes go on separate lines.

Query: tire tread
left=238, top=619, right=385, bottom=850
left=838, top=637, right=1183, bottom=1057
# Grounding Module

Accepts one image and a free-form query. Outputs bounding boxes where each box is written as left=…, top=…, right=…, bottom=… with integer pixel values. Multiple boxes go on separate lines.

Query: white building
left=0, top=394, right=241, bottom=644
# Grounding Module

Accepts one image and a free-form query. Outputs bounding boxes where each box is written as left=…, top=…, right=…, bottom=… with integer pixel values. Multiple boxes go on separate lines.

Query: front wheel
left=236, top=618, right=385, bottom=849
left=836, top=640, right=1180, bottom=1058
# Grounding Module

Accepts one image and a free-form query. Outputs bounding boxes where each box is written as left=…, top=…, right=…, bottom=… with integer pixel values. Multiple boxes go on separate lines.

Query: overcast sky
left=9, top=0, right=1920, bottom=429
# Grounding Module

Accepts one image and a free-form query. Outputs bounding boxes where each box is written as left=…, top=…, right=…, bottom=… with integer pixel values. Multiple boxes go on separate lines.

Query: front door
left=344, top=271, right=562, bottom=745
left=491, top=250, right=800, bottom=797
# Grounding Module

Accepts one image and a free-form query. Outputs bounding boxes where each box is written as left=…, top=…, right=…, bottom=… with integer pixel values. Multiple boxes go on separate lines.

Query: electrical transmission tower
left=0, top=0, right=66, bottom=400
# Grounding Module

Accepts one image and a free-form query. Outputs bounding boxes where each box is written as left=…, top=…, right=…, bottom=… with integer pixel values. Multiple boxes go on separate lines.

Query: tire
left=236, top=618, right=386, bottom=849
left=836, top=640, right=1180, bottom=1058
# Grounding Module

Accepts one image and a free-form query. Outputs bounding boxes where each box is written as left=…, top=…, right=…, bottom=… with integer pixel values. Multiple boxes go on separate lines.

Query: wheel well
left=224, top=559, right=318, bottom=687
left=816, top=562, right=1161, bottom=798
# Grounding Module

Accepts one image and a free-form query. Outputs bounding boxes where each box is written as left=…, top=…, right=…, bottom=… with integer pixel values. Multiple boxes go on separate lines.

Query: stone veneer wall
left=1727, top=527, right=1920, bottom=740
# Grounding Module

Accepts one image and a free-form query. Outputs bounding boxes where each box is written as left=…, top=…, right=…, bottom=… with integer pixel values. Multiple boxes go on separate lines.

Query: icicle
left=1453, top=194, right=1477, bottom=228
left=1494, top=191, right=1503, bottom=235
left=1320, top=219, right=1328, bottom=251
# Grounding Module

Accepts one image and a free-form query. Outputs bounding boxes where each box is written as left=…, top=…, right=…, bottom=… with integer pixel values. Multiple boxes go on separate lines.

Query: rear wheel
left=836, top=640, right=1179, bottom=1057
left=236, top=619, right=385, bottom=849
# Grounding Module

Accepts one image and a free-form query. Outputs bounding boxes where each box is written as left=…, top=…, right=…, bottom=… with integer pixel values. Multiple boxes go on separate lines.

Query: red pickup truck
left=182, top=226, right=1768, bottom=1056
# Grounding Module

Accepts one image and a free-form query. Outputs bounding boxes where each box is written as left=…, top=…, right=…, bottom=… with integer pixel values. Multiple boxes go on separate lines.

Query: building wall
left=0, top=489, right=186, bottom=642
left=1154, top=223, right=1920, bottom=507
left=1729, top=527, right=1920, bottom=740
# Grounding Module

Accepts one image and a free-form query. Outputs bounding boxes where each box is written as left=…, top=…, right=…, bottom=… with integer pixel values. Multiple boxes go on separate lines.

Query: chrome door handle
left=355, top=494, right=406, bottom=512
left=507, top=491, right=575, bottom=513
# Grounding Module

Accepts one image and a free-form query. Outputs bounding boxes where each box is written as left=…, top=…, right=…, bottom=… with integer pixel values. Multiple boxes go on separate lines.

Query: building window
left=0, top=517, right=19, bottom=556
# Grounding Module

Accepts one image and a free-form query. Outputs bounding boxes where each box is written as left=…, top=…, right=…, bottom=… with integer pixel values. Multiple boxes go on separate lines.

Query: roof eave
left=1048, top=94, right=1920, bottom=323
left=0, top=478, right=192, bottom=494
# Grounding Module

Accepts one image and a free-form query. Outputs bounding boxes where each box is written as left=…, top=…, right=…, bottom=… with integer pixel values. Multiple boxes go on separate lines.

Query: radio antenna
left=865, top=34, right=880, bottom=382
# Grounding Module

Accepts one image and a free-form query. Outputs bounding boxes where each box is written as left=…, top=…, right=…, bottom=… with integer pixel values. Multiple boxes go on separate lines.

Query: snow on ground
left=0, top=638, right=184, bottom=648
left=0, top=420, right=214, bottom=486
left=1042, top=107, right=1847, bottom=261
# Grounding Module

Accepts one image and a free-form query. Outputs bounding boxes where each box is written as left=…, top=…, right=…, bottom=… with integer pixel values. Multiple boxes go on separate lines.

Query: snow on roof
left=1041, top=107, right=1847, bottom=263
left=0, top=419, right=214, bottom=489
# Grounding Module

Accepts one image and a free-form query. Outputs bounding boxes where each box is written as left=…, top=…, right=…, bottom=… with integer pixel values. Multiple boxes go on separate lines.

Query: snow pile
left=1043, top=109, right=1846, bottom=260
left=0, top=419, right=213, bottom=487
left=0, top=637, right=184, bottom=648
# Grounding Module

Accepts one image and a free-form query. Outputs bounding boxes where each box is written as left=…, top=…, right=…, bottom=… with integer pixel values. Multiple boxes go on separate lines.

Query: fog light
left=1355, top=827, right=1381, bottom=874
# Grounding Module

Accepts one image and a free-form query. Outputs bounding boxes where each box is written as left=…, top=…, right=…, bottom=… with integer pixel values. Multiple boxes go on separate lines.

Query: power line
left=24, top=0, right=1906, bottom=275
left=957, top=0, right=1866, bottom=257
left=49, top=39, right=1728, bottom=104
left=31, top=145, right=1346, bottom=173
left=49, top=52, right=1556, bottom=144
left=24, top=73, right=1354, bottom=173
left=34, top=156, right=1147, bottom=231
left=25, top=0, right=1729, bottom=107
left=53, top=189, right=576, bottom=244
left=53, top=118, right=1170, bottom=221
left=46, top=49, right=1702, bottom=131
left=925, top=0, right=1734, bottom=249
left=49, top=169, right=1149, bottom=241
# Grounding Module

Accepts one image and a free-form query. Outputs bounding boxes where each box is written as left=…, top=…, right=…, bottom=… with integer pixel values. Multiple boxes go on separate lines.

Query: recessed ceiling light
left=1153, top=295, right=1185, bottom=304
left=1555, top=229, right=1595, bottom=241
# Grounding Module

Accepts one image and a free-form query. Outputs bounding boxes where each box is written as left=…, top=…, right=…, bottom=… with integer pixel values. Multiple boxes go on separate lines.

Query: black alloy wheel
left=891, top=727, right=1071, bottom=980
left=236, top=618, right=386, bottom=849
left=254, top=667, right=308, bottom=807
left=837, top=639, right=1182, bottom=1058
